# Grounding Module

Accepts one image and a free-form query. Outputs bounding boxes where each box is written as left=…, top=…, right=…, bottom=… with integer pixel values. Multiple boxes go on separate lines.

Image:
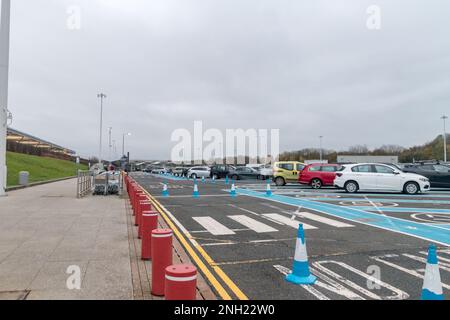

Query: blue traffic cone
left=162, top=184, right=169, bottom=197
left=225, top=175, right=229, bottom=185
left=286, top=224, right=316, bottom=285
left=230, top=183, right=237, bottom=197
left=266, top=181, right=272, bottom=197
left=202, top=176, right=205, bottom=183
left=193, top=183, right=199, bottom=198
left=421, top=245, right=444, bottom=300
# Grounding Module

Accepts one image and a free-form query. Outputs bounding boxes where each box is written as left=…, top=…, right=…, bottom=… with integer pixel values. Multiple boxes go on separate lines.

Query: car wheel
left=275, top=177, right=285, bottom=186
left=191, top=174, right=197, bottom=179
left=404, top=182, right=419, bottom=195
left=311, top=179, right=322, bottom=189
left=344, top=181, right=359, bottom=193
left=213, top=174, right=219, bottom=180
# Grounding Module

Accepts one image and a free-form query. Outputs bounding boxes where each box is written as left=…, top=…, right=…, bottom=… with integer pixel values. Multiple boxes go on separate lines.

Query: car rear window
left=352, top=165, right=372, bottom=173
left=309, top=166, right=321, bottom=172
left=278, top=163, right=294, bottom=171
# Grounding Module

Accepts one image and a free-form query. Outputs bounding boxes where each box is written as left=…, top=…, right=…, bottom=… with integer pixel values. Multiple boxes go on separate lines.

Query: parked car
left=258, top=164, right=273, bottom=180
left=210, top=165, right=236, bottom=179
left=151, top=167, right=167, bottom=174
left=187, top=166, right=211, bottom=179
left=334, top=163, right=430, bottom=194
left=172, top=167, right=186, bottom=176
left=229, top=167, right=260, bottom=180
left=272, top=161, right=306, bottom=186
left=402, top=163, right=450, bottom=188
left=299, top=164, right=343, bottom=189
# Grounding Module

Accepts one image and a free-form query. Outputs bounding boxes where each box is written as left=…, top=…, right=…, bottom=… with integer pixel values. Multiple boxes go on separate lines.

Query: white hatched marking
left=228, top=215, right=278, bottom=233
left=192, top=217, right=235, bottom=236
left=262, top=214, right=317, bottom=230
left=295, top=212, right=354, bottom=228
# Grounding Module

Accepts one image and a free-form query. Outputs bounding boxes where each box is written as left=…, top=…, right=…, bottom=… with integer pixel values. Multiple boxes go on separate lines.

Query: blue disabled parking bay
left=236, top=188, right=450, bottom=246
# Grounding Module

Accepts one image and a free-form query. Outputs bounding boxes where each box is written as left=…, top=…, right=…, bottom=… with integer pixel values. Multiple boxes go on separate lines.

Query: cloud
left=7, top=0, right=450, bottom=159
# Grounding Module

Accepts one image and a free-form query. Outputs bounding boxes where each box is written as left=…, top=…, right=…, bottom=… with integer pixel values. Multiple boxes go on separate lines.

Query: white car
left=258, top=164, right=273, bottom=180
left=187, top=166, right=211, bottom=179
left=334, top=163, right=430, bottom=194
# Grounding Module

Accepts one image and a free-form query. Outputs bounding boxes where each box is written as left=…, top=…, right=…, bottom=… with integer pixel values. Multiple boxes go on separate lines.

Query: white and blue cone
left=421, top=244, right=444, bottom=300
left=286, top=224, right=317, bottom=285
left=230, top=183, right=237, bottom=197
left=162, top=184, right=169, bottom=197
left=266, top=181, right=272, bottom=197
left=193, top=183, right=199, bottom=198
left=225, top=175, right=229, bottom=185
left=202, top=176, right=205, bottom=183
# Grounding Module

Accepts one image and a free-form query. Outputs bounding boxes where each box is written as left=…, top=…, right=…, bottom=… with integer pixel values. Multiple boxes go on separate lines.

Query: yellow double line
left=141, top=187, right=248, bottom=300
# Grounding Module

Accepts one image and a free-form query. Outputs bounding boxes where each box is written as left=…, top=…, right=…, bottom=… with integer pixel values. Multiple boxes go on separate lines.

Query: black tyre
left=275, top=177, right=286, bottom=186
left=311, top=178, right=323, bottom=189
left=190, top=173, right=197, bottom=179
left=344, top=181, right=359, bottom=193
left=404, top=182, right=419, bottom=195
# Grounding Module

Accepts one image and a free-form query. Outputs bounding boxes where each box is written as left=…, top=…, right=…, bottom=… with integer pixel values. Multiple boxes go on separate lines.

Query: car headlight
left=419, top=178, right=429, bottom=183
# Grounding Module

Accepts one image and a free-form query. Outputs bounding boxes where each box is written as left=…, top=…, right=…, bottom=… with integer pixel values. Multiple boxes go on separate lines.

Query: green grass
left=6, top=151, right=88, bottom=187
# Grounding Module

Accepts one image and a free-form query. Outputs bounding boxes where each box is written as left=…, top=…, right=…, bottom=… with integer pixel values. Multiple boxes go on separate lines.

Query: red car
left=298, top=164, right=343, bottom=189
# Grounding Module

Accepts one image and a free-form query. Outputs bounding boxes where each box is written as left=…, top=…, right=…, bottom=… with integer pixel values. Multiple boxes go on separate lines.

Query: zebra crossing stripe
left=228, top=215, right=278, bottom=233
left=295, top=212, right=354, bottom=228
left=192, top=217, right=236, bottom=235
left=262, top=214, right=317, bottom=230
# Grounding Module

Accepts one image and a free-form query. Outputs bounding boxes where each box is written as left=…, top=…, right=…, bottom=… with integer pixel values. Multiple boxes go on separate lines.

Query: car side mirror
left=393, top=171, right=400, bottom=175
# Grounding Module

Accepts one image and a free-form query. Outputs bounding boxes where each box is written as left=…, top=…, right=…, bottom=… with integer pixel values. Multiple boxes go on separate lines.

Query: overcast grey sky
left=7, top=0, right=450, bottom=159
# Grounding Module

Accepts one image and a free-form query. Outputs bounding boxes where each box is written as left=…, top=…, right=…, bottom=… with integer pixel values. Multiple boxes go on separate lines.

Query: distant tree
left=347, top=145, right=369, bottom=154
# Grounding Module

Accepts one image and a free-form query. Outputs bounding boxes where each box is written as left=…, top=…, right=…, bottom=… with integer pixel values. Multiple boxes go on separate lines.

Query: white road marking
left=192, top=217, right=236, bottom=236
left=314, top=261, right=409, bottom=300
left=262, top=213, right=317, bottom=230
left=371, top=255, right=450, bottom=290
left=228, top=215, right=278, bottom=233
left=228, top=204, right=285, bottom=225
left=294, top=211, right=354, bottom=228
left=402, top=253, right=450, bottom=272
left=273, top=265, right=330, bottom=300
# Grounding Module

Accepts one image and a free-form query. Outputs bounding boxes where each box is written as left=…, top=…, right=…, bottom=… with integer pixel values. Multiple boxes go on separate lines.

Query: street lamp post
left=122, top=132, right=131, bottom=157
left=108, top=127, right=112, bottom=162
left=0, top=0, right=11, bottom=196
left=319, top=136, right=324, bottom=161
left=442, top=115, right=448, bottom=163
left=97, top=93, right=106, bottom=164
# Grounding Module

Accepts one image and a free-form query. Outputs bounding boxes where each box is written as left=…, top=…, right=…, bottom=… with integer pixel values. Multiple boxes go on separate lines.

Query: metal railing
left=76, top=170, right=93, bottom=198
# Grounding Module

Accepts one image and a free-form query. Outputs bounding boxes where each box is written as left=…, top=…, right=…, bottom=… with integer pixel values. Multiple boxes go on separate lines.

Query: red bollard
left=151, top=229, right=173, bottom=296
left=165, top=264, right=197, bottom=300
left=141, top=211, right=159, bottom=260
left=137, top=200, right=152, bottom=238
left=134, top=194, right=147, bottom=227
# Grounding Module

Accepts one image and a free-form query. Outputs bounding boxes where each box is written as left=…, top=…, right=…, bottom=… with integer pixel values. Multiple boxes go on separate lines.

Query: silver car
left=187, top=166, right=211, bottom=179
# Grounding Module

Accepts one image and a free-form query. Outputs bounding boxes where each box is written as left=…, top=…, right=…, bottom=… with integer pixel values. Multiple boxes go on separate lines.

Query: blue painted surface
left=344, top=207, right=450, bottom=214
left=237, top=188, right=450, bottom=245
left=421, top=289, right=444, bottom=300
left=309, top=197, right=450, bottom=205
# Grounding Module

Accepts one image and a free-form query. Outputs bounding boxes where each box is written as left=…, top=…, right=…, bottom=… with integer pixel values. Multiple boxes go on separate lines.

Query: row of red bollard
left=124, top=174, right=197, bottom=300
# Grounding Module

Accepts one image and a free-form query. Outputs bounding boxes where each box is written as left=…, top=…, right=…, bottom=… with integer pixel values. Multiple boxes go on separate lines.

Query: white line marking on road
left=273, top=265, right=330, bottom=300
left=314, top=261, right=409, bottom=300
left=228, top=215, right=278, bottom=233
left=262, top=214, right=317, bottom=230
left=364, top=196, right=387, bottom=216
left=228, top=204, right=285, bottom=225
left=190, top=228, right=250, bottom=234
left=402, top=253, right=450, bottom=271
left=192, top=217, right=236, bottom=236
left=371, top=255, right=450, bottom=290
left=294, top=211, right=354, bottom=228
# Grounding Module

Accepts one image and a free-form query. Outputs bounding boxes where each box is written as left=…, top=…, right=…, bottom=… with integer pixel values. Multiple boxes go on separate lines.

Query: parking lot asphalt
left=132, top=173, right=450, bottom=300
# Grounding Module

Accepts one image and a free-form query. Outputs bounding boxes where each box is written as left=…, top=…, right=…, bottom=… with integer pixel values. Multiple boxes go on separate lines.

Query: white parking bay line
left=262, top=214, right=317, bottom=230
left=228, top=215, right=278, bottom=233
left=295, top=212, right=354, bottom=228
left=192, top=217, right=236, bottom=236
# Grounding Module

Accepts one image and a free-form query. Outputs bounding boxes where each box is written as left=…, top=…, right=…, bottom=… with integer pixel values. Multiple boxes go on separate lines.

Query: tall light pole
left=97, top=93, right=106, bottom=164
left=0, top=0, right=11, bottom=196
left=319, top=136, right=324, bottom=161
left=108, top=126, right=112, bottom=162
left=122, top=132, right=131, bottom=157
left=442, top=115, right=448, bottom=163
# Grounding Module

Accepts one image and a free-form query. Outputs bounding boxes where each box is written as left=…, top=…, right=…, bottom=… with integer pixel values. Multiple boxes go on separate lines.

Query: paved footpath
left=0, top=178, right=215, bottom=300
